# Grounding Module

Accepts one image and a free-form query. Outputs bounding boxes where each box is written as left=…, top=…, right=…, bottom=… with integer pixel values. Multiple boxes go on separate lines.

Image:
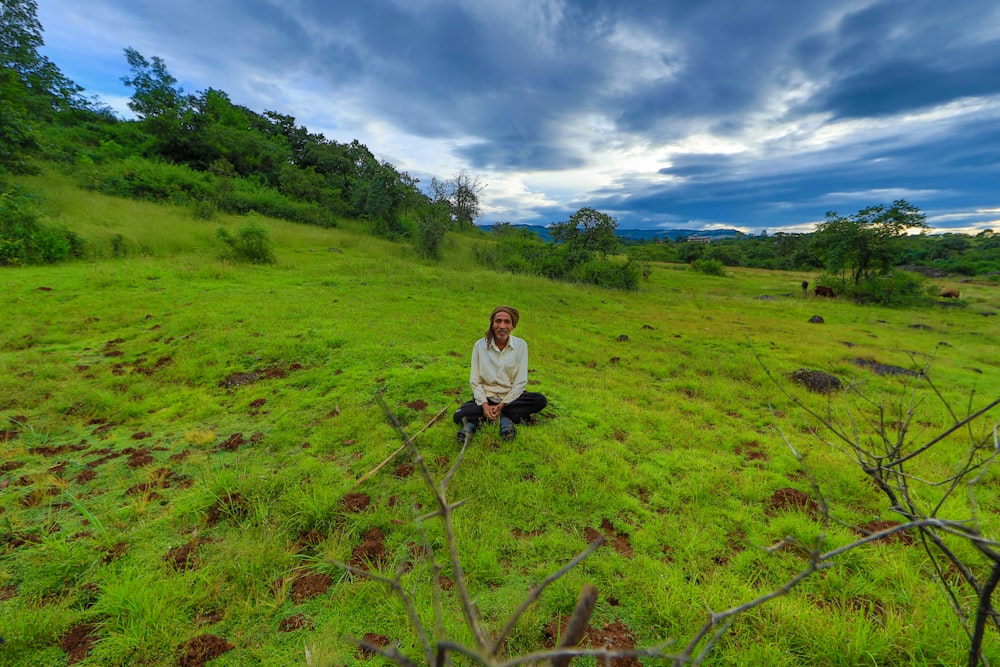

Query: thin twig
left=490, top=538, right=604, bottom=655
left=354, top=406, right=448, bottom=486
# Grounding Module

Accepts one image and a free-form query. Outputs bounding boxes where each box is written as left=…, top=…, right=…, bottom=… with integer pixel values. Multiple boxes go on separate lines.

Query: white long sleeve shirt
left=470, top=335, right=528, bottom=406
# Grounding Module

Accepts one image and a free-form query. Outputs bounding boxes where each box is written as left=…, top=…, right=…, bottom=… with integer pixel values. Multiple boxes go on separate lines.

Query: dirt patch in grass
left=406, top=399, right=428, bottom=411
left=542, top=616, right=639, bottom=666
left=358, top=633, right=391, bottom=658
left=585, top=518, right=633, bottom=557
left=194, top=610, right=224, bottom=626
left=350, top=526, right=388, bottom=570
left=340, top=492, right=371, bottom=512
left=206, top=493, right=248, bottom=526
left=291, top=572, right=333, bottom=603
left=103, top=542, right=128, bottom=563
left=165, top=537, right=202, bottom=571
left=790, top=369, right=842, bottom=394
left=0, top=584, right=16, bottom=600
left=126, top=448, right=154, bottom=467
left=0, top=430, right=19, bottom=443
left=220, top=365, right=298, bottom=388
left=279, top=613, right=313, bottom=632
left=74, top=469, right=97, bottom=484
left=735, top=441, right=769, bottom=463
left=217, top=433, right=247, bottom=451
left=393, top=463, right=414, bottom=477
left=856, top=520, right=914, bottom=545
left=853, top=358, right=920, bottom=377
left=766, top=487, right=819, bottom=519
left=511, top=527, right=544, bottom=538
left=30, top=443, right=88, bottom=457
left=177, top=634, right=234, bottom=667
left=60, top=623, right=99, bottom=665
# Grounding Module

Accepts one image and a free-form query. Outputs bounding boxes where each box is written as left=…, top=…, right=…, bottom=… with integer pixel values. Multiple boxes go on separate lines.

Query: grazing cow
left=814, top=285, right=835, bottom=297
left=939, top=287, right=960, bottom=299
left=801, top=280, right=809, bottom=294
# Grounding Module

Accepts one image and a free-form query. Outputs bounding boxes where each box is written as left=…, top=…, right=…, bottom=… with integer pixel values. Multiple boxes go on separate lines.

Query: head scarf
left=485, top=305, right=520, bottom=344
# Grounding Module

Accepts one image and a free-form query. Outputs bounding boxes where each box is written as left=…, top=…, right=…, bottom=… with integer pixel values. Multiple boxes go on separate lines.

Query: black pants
left=452, top=392, right=548, bottom=425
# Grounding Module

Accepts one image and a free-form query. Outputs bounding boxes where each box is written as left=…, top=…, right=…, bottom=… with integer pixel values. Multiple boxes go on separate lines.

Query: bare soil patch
left=406, top=399, right=428, bottom=411
left=340, top=492, right=371, bottom=513
left=165, top=537, right=202, bottom=571
left=856, top=520, right=914, bottom=545
left=350, top=526, right=388, bottom=570
left=279, top=613, right=313, bottom=632
left=853, top=358, right=920, bottom=377
left=177, top=634, right=234, bottom=667
left=126, top=448, right=154, bottom=467
left=542, top=616, right=639, bottom=666
left=60, top=623, right=99, bottom=665
left=735, top=441, right=769, bottom=463
left=358, top=633, right=391, bottom=658
left=585, top=518, right=633, bottom=557
left=393, top=463, right=414, bottom=477
left=790, top=369, right=842, bottom=393
left=291, top=572, right=333, bottom=603
left=206, top=493, right=248, bottom=526
left=766, top=487, right=819, bottom=519
left=217, top=433, right=246, bottom=451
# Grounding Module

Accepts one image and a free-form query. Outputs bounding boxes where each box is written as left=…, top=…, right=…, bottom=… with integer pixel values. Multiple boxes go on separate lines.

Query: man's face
left=492, top=311, right=514, bottom=341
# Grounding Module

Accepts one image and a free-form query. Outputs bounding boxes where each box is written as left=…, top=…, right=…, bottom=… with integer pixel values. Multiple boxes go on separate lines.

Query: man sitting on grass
left=453, top=305, right=547, bottom=442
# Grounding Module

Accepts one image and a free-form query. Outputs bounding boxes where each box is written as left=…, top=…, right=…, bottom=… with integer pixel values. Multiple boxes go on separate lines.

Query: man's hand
left=482, top=402, right=505, bottom=420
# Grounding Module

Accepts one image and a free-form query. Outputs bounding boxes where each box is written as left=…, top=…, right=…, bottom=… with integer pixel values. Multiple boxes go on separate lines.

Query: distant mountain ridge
left=486, top=224, right=745, bottom=242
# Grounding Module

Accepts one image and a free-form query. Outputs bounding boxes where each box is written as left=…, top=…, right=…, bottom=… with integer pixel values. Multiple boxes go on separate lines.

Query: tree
left=1, top=0, right=82, bottom=171
left=812, top=200, right=928, bottom=286
left=121, top=47, right=190, bottom=121
left=430, top=170, right=484, bottom=227
left=550, top=207, right=621, bottom=258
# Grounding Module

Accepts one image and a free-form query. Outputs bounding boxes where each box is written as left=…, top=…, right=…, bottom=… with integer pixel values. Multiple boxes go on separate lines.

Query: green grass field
left=2, top=172, right=1000, bottom=666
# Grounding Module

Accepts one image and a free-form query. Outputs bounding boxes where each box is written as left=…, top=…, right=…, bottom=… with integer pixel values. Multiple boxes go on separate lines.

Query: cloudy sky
left=36, top=0, right=1000, bottom=234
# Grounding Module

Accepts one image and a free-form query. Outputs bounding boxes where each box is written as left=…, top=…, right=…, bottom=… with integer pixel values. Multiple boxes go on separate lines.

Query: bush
left=0, top=185, right=84, bottom=265
left=627, top=243, right=678, bottom=263
left=413, top=202, right=451, bottom=259
left=84, top=156, right=213, bottom=203
left=216, top=222, right=276, bottom=264
left=691, top=258, right=726, bottom=276
left=570, top=258, right=641, bottom=290
left=821, top=270, right=931, bottom=307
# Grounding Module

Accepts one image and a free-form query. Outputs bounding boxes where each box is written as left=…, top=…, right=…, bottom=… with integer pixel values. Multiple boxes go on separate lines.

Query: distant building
left=687, top=235, right=711, bottom=244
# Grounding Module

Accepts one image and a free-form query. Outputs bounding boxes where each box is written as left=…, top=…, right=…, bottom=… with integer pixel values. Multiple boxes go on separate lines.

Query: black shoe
left=457, top=421, right=478, bottom=443
left=499, top=417, right=516, bottom=441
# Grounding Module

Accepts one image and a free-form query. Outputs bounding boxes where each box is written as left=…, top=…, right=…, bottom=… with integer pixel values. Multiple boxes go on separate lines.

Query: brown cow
left=814, top=285, right=835, bottom=297
left=939, top=287, right=960, bottom=299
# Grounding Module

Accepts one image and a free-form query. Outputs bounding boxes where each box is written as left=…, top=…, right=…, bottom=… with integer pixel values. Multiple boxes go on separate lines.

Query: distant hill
left=487, top=224, right=745, bottom=242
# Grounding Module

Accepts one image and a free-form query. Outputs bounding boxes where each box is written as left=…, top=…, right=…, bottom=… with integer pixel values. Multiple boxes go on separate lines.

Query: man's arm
left=503, top=340, right=529, bottom=405
left=470, top=340, right=487, bottom=405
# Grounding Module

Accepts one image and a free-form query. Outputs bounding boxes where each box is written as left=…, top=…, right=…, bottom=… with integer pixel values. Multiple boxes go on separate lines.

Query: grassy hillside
left=2, top=171, right=1000, bottom=666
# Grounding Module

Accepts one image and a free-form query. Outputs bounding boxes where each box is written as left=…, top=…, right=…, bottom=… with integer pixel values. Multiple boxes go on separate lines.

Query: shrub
left=570, top=258, right=641, bottom=290
left=413, top=202, right=451, bottom=259
left=216, top=222, right=276, bottom=264
left=691, top=258, right=726, bottom=276
left=84, top=156, right=213, bottom=203
left=0, top=185, right=84, bottom=265
left=627, top=243, right=678, bottom=263
left=821, top=270, right=931, bottom=307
